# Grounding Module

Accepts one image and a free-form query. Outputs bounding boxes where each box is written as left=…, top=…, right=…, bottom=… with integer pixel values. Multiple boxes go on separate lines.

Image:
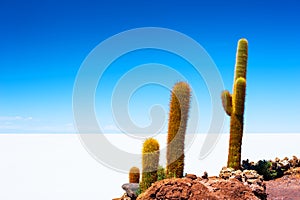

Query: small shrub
left=136, top=186, right=142, bottom=197
left=157, top=166, right=166, bottom=181
left=254, top=160, right=277, bottom=180
left=242, top=159, right=255, bottom=170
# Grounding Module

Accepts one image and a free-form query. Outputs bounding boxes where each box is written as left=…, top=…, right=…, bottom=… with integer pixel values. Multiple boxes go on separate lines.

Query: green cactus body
left=166, top=82, right=191, bottom=178
left=221, top=39, right=248, bottom=170
left=129, top=166, right=140, bottom=183
left=140, top=138, right=160, bottom=192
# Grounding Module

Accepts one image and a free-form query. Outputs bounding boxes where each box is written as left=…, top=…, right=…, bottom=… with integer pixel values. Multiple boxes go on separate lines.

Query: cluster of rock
left=272, top=156, right=300, bottom=175
left=113, top=172, right=267, bottom=200
left=113, top=156, right=300, bottom=200
left=242, top=155, right=300, bottom=177
left=219, top=167, right=266, bottom=199
left=285, top=167, right=300, bottom=175
left=136, top=174, right=264, bottom=200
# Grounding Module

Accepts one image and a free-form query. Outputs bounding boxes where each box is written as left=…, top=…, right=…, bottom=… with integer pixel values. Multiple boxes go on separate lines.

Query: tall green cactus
left=221, top=38, right=248, bottom=170
left=140, top=138, right=160, bottom=192
left=129, top=166, right=140, bottom=183
left=166, top=82, right=191, bottom=178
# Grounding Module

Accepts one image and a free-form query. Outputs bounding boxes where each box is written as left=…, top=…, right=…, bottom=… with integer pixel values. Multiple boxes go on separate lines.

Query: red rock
left=186, top=174, right=197, bottom=180
left=137, top=176, right=262, bottom=200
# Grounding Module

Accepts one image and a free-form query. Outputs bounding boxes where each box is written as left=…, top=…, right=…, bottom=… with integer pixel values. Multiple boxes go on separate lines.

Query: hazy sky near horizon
left=0, top=0, right=299, bottom=133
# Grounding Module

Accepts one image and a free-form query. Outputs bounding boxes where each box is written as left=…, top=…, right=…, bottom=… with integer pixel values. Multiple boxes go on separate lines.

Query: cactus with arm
left=221, top=38, right=248, bottom=170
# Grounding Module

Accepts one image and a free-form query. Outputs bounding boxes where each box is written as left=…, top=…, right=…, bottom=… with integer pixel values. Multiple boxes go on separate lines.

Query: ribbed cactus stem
left=234, top=38, right=248, bottom=82
left=140, top=138, right=160, bottom=192
left=166, top=82, right=191, bottom=178
left=222, top=38, right=248, bottom=170
left=227, top=77, right=246, bottom=169
left=129, top=166, right=140, bottom=183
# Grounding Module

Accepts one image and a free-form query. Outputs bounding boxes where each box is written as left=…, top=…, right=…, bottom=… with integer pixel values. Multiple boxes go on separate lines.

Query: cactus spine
left=221, top=38, right=248, bottom=170
left=140, top=138, right=160, bottom=192
left=166, top=82, right=191, bottom=178
left=129, top=166, right=140, bottom=183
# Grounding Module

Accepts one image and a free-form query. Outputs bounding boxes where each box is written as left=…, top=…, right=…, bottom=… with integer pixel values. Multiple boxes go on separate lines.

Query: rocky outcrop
left=284, top=167, right=300, bottom=176
left=122, top=183, right=139, bottom=199
left=242, top=156, right=300, bottom=179
left=113, top=156, right=300, bottom=199
left=219, top=167, right=266, bottom=199
left=113, top=183, right=139, bottom=200
left=136, top=174, right=264, bottom=200
left=289, top=156, right=300, bottom=168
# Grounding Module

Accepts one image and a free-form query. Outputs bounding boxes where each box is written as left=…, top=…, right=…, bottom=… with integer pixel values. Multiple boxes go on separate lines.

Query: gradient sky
left=0, top=0, right=299, bottom=133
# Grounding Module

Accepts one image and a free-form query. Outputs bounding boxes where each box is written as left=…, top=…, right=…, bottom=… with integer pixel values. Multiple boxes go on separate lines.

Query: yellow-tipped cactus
left=166, top=82, right=191, bottom=178
left=140, top=138, right=160, bottom=192
left=221, top=38, right=248, bottom=170
left=129, top=166, right=140, bottom=183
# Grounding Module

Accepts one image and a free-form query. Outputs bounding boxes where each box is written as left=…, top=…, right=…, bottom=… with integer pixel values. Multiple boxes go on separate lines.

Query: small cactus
left=166, top=82, right=191, bottom=178
left=140, top=138, right=160, bottom=192
left=129, top=166, right=140, bottom=183
left=221, top=38, right=248, bottom=170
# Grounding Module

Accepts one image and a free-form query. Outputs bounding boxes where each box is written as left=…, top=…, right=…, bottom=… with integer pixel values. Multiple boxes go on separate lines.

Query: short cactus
left=140, top=138, right=160, bottom=192
left=166, top=82, right=191, bottom=178
left=129, top=166, right=140, bottom=183
left=221, top=38, right=248, bottom=170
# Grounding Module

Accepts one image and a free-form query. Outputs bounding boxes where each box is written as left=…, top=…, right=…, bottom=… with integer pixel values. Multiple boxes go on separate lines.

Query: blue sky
left=0, top=0, right=299, bottom=133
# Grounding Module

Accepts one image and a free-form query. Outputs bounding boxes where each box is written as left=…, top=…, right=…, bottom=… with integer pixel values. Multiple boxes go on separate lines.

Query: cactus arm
left=233, top=78, right=246, bottom=116
left=221, top=90, right=232, bottom=116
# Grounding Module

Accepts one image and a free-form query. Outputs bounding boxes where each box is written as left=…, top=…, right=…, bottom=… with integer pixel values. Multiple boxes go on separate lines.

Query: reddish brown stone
left=186, top=174, right=197, bottom=180
left=137, top=176, right=261, bottom=200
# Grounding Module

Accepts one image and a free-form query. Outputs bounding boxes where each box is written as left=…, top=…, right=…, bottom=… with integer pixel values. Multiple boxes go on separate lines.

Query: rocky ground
left=137, top=175, right=262, bottom=200
left=114, top=157, right=300, bottom=200
left=115, top=173, right=300, bottom=200
left=266, top=174, right=300, bottom=199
